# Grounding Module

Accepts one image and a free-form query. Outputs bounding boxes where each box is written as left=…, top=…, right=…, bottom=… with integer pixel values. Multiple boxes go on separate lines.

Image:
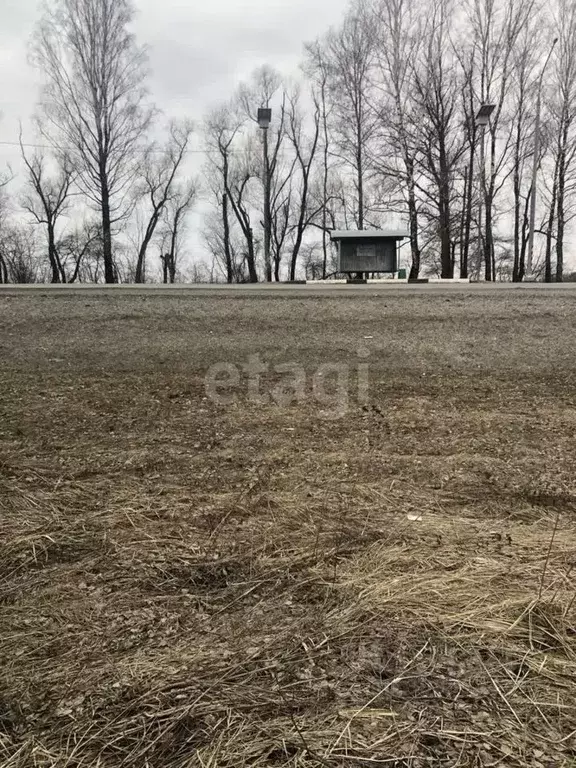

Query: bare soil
left=1, top=286, right=575, bottom=767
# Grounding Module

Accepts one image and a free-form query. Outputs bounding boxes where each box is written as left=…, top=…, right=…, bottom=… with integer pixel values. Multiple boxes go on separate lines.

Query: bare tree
left=203, top=209, right=247, bottom=282
left=0, top=225, right=43, bottom=283
left=324, top=0, right=378, bottom=229
left=20, top=136, right=75, bottom=283
left=176, top=0, right=576, bottom=283
left=550, top=0, right=576, bottom=281
left=270, top=168, right=294, bottom=281
left=284, top=88, right=321, bottom=280
left=56, top=220, right=102, bottom=282
left=412, top=0, right=464, bottom=278
left=203, top=104, right=244, bottom=282
left=504, top=22, right=543, bottom=282
left=238, top=64, right=282, bottom=122
left=134, top=120, right=193, bottom=283
left=0, top=169, right=13, bottom=284
left=304, top=41, right=334, bottom=278
left=374, top=0, right=423, bottom=278
left=32, top=0, right=154, bottom=284
left=264, top=100, right=289, bottom=281
left=204, top=98, right=269, bottom=283
left=226, top=155, right=259, bottom=283
left=239, top=65, right=283, bottom=281
left=461, top=0, right=537, bottom=281
left=302, top=243, right=325, bottom=280
left=457, top=54, right=478, bottom=281
left=159, top=180, right=197, bottom=284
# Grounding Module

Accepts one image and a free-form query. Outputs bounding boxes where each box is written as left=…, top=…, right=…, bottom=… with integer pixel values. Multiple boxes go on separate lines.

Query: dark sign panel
left=338, top=238, right=397, bottom=273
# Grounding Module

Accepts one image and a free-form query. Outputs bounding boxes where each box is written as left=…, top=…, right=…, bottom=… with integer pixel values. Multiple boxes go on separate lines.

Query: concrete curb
left=305, top=278, right=471, bottom=285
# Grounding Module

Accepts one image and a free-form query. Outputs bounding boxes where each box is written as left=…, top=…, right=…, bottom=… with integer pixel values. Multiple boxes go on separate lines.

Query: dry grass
left=1, top=286, right=576, bottom=767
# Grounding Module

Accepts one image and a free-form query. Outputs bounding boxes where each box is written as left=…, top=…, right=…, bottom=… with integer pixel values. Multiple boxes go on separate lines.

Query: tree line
left=0, top=0, right=575, bottom=283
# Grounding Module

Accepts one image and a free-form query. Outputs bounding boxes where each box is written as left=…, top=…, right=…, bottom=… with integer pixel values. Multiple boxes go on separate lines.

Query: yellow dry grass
left=1, top=286, right=575, bottom=767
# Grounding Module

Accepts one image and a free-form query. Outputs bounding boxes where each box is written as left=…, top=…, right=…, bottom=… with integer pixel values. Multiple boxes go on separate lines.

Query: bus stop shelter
left=330, top=230, right=409, bottom=278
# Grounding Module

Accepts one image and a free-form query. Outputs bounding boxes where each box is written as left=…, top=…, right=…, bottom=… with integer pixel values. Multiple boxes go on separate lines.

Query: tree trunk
left=101, top=180, right=116, bottom=284
left=556, top=177, right=565, bottom=282
left=545, top=159, right=559, bottom=282
left=70, top=252, right=83, bottom=283
left=136, top=206, right=165, bottom=283
left=484, top=129, right=497, bottom=282
left=222, top=190, right=233, bottom=283
left=438, top=134, right=453, bottom=279
left=227, top=184, right=258, bottom=283
left=556, top=197, right=565, bottom=282
left=483, top=209, right=491, bottom=281
left=484, top=195, right=494, bottom=282
left=289, top=251, right=298, bottom=281
left=357, top=143, right=364, bottom=230
left=556, top=133, right=568, bottom=282
left=321, top=129, right=329, bottom=279
left=440, top=200, right=452, bottom=279
left=289, top=179, right=311, bottom=282
left=167, top=222, right=178, bottom=284
left=246, top=231, right=258, bottom=283
left=135, top=230, right=154, bottom=283
left=517, top=191, right=531, bottom=282
left=289, top=233, right=303, bottom=281
left=47, top=223, right=62, bottom=283
left=462, top=138, right=476, bottom=280
left=221, top=150, right=234, bottom=283
left=135, top=249, right=145, bottom=283
left=459, top=165, right=468, bottom=279
left=512, top=163, right=522, bottom=282
left=407, top=161, right=421, bottom=280
left=438, top=177, right=453, bottom=279
left=57, top=250, right=66, bottom=283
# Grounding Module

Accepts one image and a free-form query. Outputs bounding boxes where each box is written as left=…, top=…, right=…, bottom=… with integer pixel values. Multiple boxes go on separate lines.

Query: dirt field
left=1, top=285, right=576, bottom=767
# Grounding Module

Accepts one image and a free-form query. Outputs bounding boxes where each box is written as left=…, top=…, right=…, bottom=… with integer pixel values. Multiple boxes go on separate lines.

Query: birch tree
left=508, top=24, right=541, bottom=281
left=412, top=0, right=464, bottom=278
left=374, top=0, right=423, bottom=277
left=324, top=0, right=378, bottom=229
left=304, top=41, right=334, bottom=277
left=462, top=0, right=537, bottom=281
left=551, top=0, right=576, bottom=281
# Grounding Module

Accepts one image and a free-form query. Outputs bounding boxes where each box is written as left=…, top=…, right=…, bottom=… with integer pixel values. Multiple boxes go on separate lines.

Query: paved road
left=2, top=281, right=576, bottom=297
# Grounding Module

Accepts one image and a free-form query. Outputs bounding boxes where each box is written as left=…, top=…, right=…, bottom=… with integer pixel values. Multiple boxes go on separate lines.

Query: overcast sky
left=0, top=0, right=353, bottom=273
left=0, top=0, right=350, bottom=166
left=0, top=0, right=352, bottom=273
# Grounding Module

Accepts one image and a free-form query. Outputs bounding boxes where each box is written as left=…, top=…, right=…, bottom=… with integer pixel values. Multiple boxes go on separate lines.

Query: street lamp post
left=475, top=104, right=495, bottom=281
left=526, top=38, right=558, bottom=278
left=257, top=107, right=272, bottom=282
